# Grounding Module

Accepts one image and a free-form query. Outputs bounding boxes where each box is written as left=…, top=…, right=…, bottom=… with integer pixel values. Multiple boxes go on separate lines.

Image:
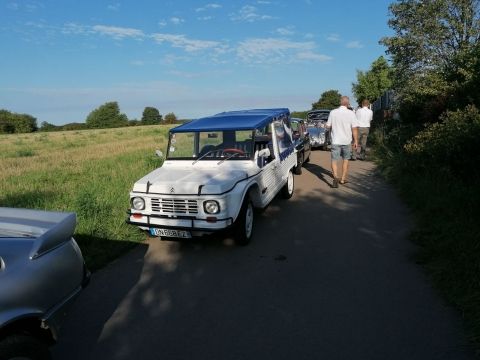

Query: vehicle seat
left=199, top=144, right=217, bottom=157
left=254, top=135, right=269, bottom=152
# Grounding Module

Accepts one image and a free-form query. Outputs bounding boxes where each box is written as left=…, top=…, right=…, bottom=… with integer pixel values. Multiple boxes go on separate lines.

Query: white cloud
left=7, top=1, right=43, bottom=12
left=168, top=70, right=202, bottom=79
left=92, top=25, right=145, bottom=40
left=58, top=22, right=331, bottom=65
left=230, top=5, right=273, bottom=22
left=296, top=51, right=332, bottom=62
left=196, top=3, right=222, bottom=12
left=168, top=69, right=231, bottom=79
left=151, top=33, right=221, bottom=52
left=61, top=23, right=93, bottom=35
left=276, top=26, right=295, bottom=36
left=198, top=16, right=213, bottom=21
left=326, top=33, right=341, bottom=42
left=161, top=54, right=190, bottom=65
left=24, top=20, right=47, bottom=29
left=107, top=3, right=120, bottom=11
left=237, top=38, right=318, bottom=63
left=158, top=20, right=167, bottom=27
left=304, top=33, right=314, bottom=39
left=257, top=1, right=271, bottom=4
left=346, top=40, right=363, bottom=49
left=7, top=2, right=19, bottom=10
left=170, top=17, right=185, bottom=25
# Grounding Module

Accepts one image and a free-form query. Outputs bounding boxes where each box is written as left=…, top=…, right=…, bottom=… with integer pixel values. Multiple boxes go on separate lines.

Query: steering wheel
left=222, top=148, right=245, bottom=156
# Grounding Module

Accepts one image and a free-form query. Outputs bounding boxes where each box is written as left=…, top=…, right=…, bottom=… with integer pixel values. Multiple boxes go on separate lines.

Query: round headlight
left=204, top=200, right=220, bottom=214
left=131, top=197, right=145, bottom=210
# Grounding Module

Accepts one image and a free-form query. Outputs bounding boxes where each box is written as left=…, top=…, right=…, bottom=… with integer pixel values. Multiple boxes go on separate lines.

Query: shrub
left=404, top=105, right=480, bottom=182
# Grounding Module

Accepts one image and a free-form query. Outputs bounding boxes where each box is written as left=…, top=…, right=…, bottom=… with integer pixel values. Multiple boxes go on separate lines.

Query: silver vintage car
left=306, top=109, right=331, bottom=150
left=0, top=208, right=90, bottom=360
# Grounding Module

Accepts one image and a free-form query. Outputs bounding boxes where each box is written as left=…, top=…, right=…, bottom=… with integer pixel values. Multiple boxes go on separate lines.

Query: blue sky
left=0, top=0, right=393, bottom=125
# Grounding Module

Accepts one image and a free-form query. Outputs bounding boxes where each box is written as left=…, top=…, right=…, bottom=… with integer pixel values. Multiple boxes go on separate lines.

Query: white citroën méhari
left=127, top=108, right=297, bottom=245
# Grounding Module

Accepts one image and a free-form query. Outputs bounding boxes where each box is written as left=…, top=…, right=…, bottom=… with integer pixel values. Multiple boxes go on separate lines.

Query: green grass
left=0, top=125, right=170, bottom=271
left=14, top=149, right=35, bottom=157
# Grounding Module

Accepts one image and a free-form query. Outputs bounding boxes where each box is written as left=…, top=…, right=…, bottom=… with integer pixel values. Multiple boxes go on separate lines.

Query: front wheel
left=233, top=197, right=254, bottom=246
left=281, top=170, right=294, bottom=199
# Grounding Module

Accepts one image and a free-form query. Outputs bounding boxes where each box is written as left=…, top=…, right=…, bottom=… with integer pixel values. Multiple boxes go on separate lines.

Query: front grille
left=151, top=198, right=198, bottom=214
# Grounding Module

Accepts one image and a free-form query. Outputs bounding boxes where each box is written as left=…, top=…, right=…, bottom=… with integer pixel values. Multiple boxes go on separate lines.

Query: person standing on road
left=355, top=99, right=373, bottom=160
left=326, top=96, right=359, bottom=188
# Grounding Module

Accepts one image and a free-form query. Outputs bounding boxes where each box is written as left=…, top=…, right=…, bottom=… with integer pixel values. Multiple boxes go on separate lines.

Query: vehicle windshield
left=307, top=111, right=330, bottom=124
left=167, top=130, right=255, bottom=160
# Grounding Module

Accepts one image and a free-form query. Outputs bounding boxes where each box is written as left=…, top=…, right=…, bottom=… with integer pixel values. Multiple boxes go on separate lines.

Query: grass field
left=0, top=125, right=172, bottom=270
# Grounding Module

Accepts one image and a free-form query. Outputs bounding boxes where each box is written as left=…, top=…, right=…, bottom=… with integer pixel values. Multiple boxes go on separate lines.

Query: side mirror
left=155, top=150, right=164, bottom=158
left=257, top=148, right=270, bottom=158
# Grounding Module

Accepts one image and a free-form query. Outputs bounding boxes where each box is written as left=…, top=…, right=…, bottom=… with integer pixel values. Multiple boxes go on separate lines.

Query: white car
left=127, top=108, right=297, bottom=245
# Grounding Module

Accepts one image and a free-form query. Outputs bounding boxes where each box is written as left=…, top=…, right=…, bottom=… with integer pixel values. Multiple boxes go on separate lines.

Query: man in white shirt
left=326, top=96, right=359, bottom=188
left=355, top=99, right=373, bottom=160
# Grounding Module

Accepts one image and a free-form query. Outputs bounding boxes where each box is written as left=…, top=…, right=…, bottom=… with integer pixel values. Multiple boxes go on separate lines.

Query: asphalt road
left=52, top=150, right=475, bottom=360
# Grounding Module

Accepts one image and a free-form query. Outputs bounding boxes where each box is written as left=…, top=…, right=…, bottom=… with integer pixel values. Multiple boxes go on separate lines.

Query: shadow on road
left=52, top=242, right=149, bottom=359
left=52, top=153, right=475, bottom=360
left=303, top=161, right=332, bottom=187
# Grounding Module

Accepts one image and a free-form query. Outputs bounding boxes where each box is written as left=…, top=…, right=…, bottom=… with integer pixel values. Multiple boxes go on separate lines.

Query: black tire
left=233, top=197, right=254, bottom=246
left=0, top=335, right=51, bottom=360
left=281, top=170, right=294, bottom=199
left=294, top=153, right=303, bottom=175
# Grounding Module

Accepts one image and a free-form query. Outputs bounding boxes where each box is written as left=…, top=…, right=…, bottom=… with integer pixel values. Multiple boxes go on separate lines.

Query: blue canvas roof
left=170, top=108, right=290, bottom=133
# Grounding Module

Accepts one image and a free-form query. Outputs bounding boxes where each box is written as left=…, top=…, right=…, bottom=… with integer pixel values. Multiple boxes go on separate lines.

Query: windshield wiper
left=217, top=152, right=239, bottom=165
left=192, top=149, right=218, bottom=165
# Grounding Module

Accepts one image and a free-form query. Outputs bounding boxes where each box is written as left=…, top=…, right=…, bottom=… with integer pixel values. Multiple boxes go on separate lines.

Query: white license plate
left=150, top=228, right=191, bottom=239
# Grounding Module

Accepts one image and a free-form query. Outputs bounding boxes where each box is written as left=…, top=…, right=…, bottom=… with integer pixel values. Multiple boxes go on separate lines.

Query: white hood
left=132, top=162, right=254, bottom=195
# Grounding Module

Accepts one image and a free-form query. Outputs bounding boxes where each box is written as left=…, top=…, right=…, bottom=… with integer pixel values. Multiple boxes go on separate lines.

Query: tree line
left=0, top=102, right=180, bottom=134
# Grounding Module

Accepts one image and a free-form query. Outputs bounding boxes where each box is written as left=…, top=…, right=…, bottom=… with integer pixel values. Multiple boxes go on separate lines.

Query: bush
left=404, top=105, right=480, bottom=182
left=372, top=105, right=480, bottom=350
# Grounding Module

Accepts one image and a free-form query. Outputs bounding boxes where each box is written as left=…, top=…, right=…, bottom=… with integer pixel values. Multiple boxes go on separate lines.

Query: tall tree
left=380, top=0, right=480, bottom=122
left=141, top=107, right=162, bottom=125
left=352, top=56, right=393, bottom=104
left=164, top=112, right=178, bottom=124
left=312, top=90, right=341, bottom=110
left=0, top=110, right=14, bottom=134
left=0, top=109, right=37, bottom=133
left=85, top=102, right=128, bottom=128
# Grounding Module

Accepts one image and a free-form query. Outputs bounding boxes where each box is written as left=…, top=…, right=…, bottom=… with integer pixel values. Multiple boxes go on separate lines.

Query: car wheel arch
left=246, top=183, right=262, bottom=205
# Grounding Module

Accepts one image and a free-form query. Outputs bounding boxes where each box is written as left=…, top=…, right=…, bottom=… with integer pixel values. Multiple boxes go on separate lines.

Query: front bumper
left=310, top=135, right=327, bottom=147
left=126, top=211, right=234, bottom=237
